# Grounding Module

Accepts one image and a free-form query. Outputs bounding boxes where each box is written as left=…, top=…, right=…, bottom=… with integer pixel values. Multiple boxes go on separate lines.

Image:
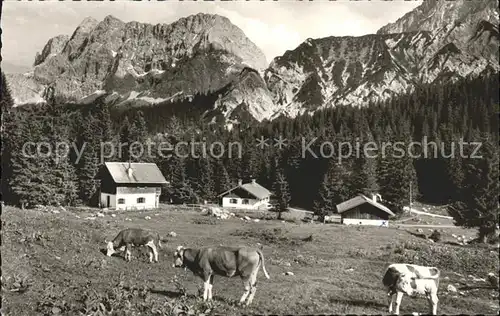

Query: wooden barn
left=98, top=162, right=168, bottom=210
left=217, top=179, right=272, bottom=210
left=336, top=194, right=395, bottom=227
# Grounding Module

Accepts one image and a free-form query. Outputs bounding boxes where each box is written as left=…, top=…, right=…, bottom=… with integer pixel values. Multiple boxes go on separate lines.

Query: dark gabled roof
left=104, top=162, right=168, bottom=184
left=218, top=181, right=271, bottom=199
left=336, top=194, right=395, bottom=217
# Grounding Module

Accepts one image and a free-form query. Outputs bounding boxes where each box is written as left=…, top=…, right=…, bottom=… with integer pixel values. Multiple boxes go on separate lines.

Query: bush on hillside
left=386, top=240, right=498, bottom=276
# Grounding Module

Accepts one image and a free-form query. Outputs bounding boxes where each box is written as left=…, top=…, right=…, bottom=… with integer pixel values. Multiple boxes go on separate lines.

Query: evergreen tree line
left=1, top=71, right=498, bottom=241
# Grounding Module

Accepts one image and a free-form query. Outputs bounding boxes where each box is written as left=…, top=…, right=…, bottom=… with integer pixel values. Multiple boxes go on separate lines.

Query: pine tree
left=313, top=176, right=336, bottom=222
left=119, top=116, right=131, bottom=162
left=6, top=112, right=46, bottom=207
left=443, top=134, right=467, bottom=202
left=240, top=147, right=259, bottom=181
left=44, top=103, right=79, bottom=206
left=349, top=156, right=378, bottom=197
left=377, top=127, right=418, bottom=214
left=7, top=107, right=78, bottom=207
left=348, top=133, right=379, bottom=197
left=169, top=155, right=199, bottom=204
left=1, top=72, right=16, bottom=203
left=0, top=72, right=14, bottom=112
left=129, top=110, right=148, bottom=162
left=313, top=159, right=350, bottom=222
left=199, top=158, right=216, bottom=203
left=77, top=112, right=100, bottom=205
left=93, top=101, right=115, bottom=162
left=257, top=153, right=273, bottom=189
left=1, top=72, right=14, bottom=136
left=448, top=135, right=499, bottom=243
left=95, top=101, right=114, bottom=142
left=214, top=159, right=232, bottom=196
left=273, top=170, right=291, bottom=220
left=166, top=115, right=183, bottom=140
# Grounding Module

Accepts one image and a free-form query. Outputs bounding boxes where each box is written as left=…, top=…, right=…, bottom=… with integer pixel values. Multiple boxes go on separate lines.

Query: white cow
left=382, top=263, right=440, bottom=315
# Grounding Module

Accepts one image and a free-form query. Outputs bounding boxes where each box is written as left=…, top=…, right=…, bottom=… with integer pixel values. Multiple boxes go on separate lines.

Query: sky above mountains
left=2, top=0, right=421, bottom=71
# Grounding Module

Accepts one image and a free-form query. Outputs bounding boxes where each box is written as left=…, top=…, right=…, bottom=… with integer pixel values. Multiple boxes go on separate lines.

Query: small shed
left=98, top=162, right=168, bottom=210
left=217, top=179, right=272, bottom=210
left=336, top=194, right=395, bottom=227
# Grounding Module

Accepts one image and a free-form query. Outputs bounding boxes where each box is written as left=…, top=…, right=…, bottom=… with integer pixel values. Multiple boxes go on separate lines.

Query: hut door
left=107, top=196, right=110, bottom=207
left=155, top=188, right=161, bottom=208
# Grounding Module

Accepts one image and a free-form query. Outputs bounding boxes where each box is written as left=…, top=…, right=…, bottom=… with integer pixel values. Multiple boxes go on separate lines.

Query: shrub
left=429, top=230, right=442, bottom=242
left=347, top=248, right=372, bottom=258
left=231, top=227, right=303, bottom=246
left=192, top=217, right=219, bottom=225
left=385, top=240, right=499, bottom=276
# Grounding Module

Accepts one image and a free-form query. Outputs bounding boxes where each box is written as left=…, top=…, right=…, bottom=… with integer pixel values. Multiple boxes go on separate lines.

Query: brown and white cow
left=172, top=245, right=270, bottom=305
left=106, top=228, right=162, bottom=263
left=382, top=263, right=440, bottom=315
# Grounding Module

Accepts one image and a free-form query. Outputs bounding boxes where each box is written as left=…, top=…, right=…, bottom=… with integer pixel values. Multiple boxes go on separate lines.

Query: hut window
left=118, top=198, right=125, bottom=204
left=230, top=198, right=237, bottom=204
left=242, top=199, right=249, bottom=205
left=137, top=197, right=145, bottom=203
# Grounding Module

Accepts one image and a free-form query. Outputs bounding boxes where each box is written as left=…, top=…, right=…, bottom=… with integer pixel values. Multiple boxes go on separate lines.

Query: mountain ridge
left=7, top=13, right=272, bottom=119
left=265, top=0, right=498, bottom=117
left=5, top=2, right=499, bottom=122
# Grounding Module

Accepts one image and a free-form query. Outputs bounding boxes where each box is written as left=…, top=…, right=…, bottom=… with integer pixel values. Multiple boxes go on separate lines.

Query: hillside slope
left=265, top=0, right=499, bottom=118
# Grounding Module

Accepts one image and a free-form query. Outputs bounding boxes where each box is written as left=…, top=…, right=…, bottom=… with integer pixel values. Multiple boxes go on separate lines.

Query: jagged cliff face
left=378, top=0, right=499, bottom=64
left=10, top=13, right=272, bottom=121
left=214, top=68, right=279, bottom=121
left=265, top=35, right=413, bottom=118
left=265, top=0, right=499, bottom=117
left=377, top=0, right=499, bottom=35
left=6, top=1, right=499, bottom=122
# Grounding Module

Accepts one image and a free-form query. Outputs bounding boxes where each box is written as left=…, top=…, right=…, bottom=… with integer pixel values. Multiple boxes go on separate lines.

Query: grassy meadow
left=2, top=205, right=499, bottom=315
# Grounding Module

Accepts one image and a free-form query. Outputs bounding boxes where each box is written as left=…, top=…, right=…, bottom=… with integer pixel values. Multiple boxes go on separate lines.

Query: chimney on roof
left=251, top=178, right=256, bottom=184
left=238, top=179, right=242, bottom=186
left=371, top=193, right=382, bottom=203
left=127, top=162, right=133, bottom=177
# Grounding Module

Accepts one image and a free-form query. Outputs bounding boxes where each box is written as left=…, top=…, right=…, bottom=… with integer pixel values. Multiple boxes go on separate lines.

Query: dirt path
left=396, top=224, right=458, bottom=228
left=288, top=207, right=314, bottom=214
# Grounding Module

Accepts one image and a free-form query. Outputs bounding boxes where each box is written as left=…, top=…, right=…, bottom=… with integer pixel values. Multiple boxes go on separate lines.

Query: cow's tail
left=257, top=250, right=270, bottom=279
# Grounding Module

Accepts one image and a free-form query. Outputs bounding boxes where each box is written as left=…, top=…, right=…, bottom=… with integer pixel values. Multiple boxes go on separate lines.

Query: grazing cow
left=382, top=263, right=440, bottom=315
left=106, top=228, right=162, bottom=263
left=172, top=245, right=270, bottom=305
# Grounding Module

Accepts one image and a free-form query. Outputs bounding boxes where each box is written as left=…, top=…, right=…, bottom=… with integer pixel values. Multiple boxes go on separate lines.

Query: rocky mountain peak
left=75, top=16, right=99, bottom=34
left=34, top=34, right=70, bottom=66
left=103, top=14, right=123, bottom=24
left=265, top=0, right=499, bottom=118
left=14, top=12, right=270, bottom=120
left=168, top=12, right=268, bottom=69
left=6, top=3, right=499, bottom=123
left=377, top=0, right=499, bottom=34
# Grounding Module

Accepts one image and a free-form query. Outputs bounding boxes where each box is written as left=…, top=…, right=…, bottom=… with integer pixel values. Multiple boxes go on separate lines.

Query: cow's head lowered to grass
left=105, top=239, right=125, bottom=257
left=172, top=245, right=185, bottom=268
